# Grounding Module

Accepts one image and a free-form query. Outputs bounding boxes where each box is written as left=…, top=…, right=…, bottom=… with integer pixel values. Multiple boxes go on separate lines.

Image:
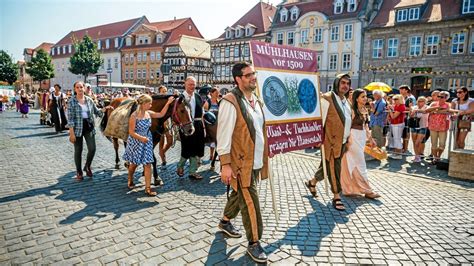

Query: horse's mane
left=152, top=94, right=177, bottom=100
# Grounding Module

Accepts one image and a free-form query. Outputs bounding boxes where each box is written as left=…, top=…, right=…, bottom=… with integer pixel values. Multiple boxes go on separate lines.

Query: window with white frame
left=471, top=32, right=474, bottom=53
left=314, top=28, right=323, bottom=43
left=107, top=58, right=111, bottom=69
left=68, top=44, right=72, bottom=53
left=409, top=36, right=422, bottom=56
left=287, top=31, right=295, bottom=45
left=143, top=69, right=147, bottom=79
left=125, top=69, right=129, bottom=80
left=426, top=35, right=439, bottom=55
left=126, top=37, right=131, bottom=46
left=448, top=78, right=461, bottom=90
left=463, top=0, right=474, bottom=14
left=225, top=47, right=230, bottom=58
left=451, top=32, right=466, bottom=54
left=235, top=28, right=242, bottom=38
left=52, top=49, right=55, bottom=56
left=226, top=29, right=232, bottom=39
left=280, top=8, right=288, bottom=22
left=408, top=8, right=420, bottom=20
left=342, top=53, right=351, bottom=70
left=316, top=54, right=321, bottom=69
left=300, top=28, right=309, bottom=44
left=57, top=47, right=60, bottom=55
left=137, top=53, right=142, bottom=62
left=348, top=0, right=357, bottom=12
left=290, top=7, right=299, bottom=21
left=63, top=46, right=66, bottom=54
left=244, top=45, right=250, bottom=56
left=130, top=69, right=134, bottom=79
left=234, top=46, right=239, bottom=58
left=372, top=39, right=383, bottom=58
left=215, top=48, right=220, bottom=59
left=130, top=53, right=134, bottom=62
left=334, top=0, right=343, bottom=14
left=343, top=24, right=353, bottom=40
left=114, top=58, right=118, bottom=68
left=277, top=32, right=284, bottom=45
left=156, top=34, right=162, bottom=43
left=396, top=9, right=408, bottom=22
left=329, top=54, right=338, bottom=70
left=143, top=52, right=147, bottom=61
left=331, top=25, right=340, bottom=41
left=115, top=38, right=119, bottom=47
left=150, top=52, right=155, bottom=61
left=137, top=69, right=141, bottom=79
left=156, top=52, right=161, bottom=60
left=125, top=54, right=129, bottom=63
left=245, top=27, right=252, bottom=36
left=106, top=39, right=110, bottom=49
left=387, top=38, right=398, bottom=57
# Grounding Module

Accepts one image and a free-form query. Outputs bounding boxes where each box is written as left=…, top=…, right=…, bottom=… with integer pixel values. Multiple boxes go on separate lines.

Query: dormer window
left=334, top=0, right=343, bottom=14
left=280, top=8, right=288, bottom=22
left=463, top=0, right=474, bottom=14
left=235, top=28, right=242, bottom=38
left=156, top=34, right=162, bottom=43
left=126, top=37, right=131, bottom=46
left=290, top=6, right=299, bottom=21
left=97, top=40, right=101, bottom=49
left=396, top=9, right=408, bottom=22
left=348, top=0, right=357, bottom=12
left=408, top=7, right=420, bottom=20
left=246, top=28, right=251, bottom=36
left=225, top=28, right=233, bottom=39
left=245, top=25, right=255, bottom=37
left=114, top=37, right=119, bottom=47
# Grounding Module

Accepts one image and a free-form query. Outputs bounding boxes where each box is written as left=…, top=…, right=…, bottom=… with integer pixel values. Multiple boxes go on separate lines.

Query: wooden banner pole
left=320, top=144, right=329, bottom=196
left=268, top=158, right=279, bottom=221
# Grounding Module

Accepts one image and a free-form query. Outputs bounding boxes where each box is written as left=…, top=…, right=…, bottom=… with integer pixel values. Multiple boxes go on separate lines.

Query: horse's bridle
left=171, top=97, right=193, bottom=130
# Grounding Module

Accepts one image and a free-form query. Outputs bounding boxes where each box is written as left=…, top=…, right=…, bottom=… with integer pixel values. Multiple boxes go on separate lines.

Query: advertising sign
left=249, top=41, right=323, bottom=155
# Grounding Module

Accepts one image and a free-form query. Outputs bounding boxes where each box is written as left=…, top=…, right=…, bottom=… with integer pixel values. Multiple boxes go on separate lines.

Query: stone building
left=50, top=17, right=146, bottom=90
left=19, top=42, right=54, bottom=92
left=209, top=2, right=276, bottom=93
left=361, top=0, right=474, bottom=96
left=269, top=0, right=379, bottom=91
left=121, top=17, right=205, bottom=88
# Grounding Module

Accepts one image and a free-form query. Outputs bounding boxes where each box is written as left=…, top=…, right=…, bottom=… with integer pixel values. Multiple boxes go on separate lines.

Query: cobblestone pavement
left=1, top=110, right=473, bottom=265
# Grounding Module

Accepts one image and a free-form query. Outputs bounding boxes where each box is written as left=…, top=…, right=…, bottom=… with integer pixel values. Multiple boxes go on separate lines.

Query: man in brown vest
left=216, top=62, right=269, bottom=263
left=305, top=73, right=352, bottom=211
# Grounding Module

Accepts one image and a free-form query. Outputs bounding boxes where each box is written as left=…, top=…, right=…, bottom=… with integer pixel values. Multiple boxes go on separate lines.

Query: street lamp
left=107, top=67, right=113, bottom=92
left=372, top=68, right=377, bottom=82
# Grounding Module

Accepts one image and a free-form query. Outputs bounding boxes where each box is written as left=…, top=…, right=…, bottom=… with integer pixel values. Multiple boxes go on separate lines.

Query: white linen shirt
left=183, top=90, right=196, bottom=119
left=320, top=92, right=351, bottom=144
left=217, top=94, right=265, bottom=170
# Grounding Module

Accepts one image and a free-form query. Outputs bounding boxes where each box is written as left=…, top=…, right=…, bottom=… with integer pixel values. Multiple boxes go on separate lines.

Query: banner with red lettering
left=249, top=41, right=323, bottom=156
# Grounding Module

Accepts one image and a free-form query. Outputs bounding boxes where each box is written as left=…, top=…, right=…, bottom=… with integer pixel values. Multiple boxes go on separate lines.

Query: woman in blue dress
left=123, top=94, right=174, bottom=196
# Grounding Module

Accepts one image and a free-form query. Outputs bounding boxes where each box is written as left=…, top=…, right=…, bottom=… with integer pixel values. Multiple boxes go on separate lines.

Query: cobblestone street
left=0, top=109, right=473, bottom=265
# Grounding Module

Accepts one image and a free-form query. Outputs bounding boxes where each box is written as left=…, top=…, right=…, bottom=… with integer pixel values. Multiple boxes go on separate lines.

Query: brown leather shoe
left=76, top=171, right=83, bottom=181
left=84, top=166, right=93, bottom=177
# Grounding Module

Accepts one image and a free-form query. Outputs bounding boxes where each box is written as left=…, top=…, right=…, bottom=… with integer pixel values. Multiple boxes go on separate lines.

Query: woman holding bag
left=340, top=89, right=381, bottom=199
left=409, top=97, right=429, bottom=162
left=451, top=86, right=474, bottom=149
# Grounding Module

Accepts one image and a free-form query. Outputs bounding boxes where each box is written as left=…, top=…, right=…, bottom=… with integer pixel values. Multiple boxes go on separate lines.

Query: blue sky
left=1, top=0, right=281, bottom=62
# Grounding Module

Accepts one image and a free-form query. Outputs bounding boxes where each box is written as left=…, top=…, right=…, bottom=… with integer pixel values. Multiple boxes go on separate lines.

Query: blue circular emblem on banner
left=298, top=79, right=317, bottom=114
left=262, top=76, right=288, bottom=116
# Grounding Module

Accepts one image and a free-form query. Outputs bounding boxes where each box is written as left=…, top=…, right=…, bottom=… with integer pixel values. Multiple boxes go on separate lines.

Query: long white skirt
left=341, top=128, right=374, bottom=195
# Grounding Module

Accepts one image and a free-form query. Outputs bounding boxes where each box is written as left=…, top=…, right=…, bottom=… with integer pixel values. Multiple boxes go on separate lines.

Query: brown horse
left=101, top=94, right=194, bottom=184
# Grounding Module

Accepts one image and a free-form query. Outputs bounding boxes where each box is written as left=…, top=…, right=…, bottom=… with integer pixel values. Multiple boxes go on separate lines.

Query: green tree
left=0, top=50, right=18, bottom=85
left=26, top=49, right=55, bottom=83
left=69, top=35, right=102, bottom=82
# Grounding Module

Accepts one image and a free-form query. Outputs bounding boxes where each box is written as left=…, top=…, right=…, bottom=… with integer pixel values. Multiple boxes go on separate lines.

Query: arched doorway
left=411, top=76, right=432, bottom=97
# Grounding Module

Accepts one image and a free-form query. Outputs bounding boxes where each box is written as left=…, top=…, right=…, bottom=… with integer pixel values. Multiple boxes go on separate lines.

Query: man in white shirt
left=216, top=62, right=269, bottom=263
left=305, top=73, right=352, bottom=211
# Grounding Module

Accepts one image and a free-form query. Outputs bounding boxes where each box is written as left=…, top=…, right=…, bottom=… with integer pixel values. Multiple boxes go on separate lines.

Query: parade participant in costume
left=48, top=84, right=68, bottom=133
left=203, top=87, right=220, bottom=170
left=19, top=89, right=30, bottom=118
left=123, top=94, right=174, bottom=196
left=176, top=76, right=206, bottom=179
left=67, top=81, right=113, bottom=180
left=157, top=85, right=173, bottom=170
left=217, top=62, right=269, bottom=263
left=340, top=89, right=380, bottom=199
left=305, top=73, right=352, bottom=211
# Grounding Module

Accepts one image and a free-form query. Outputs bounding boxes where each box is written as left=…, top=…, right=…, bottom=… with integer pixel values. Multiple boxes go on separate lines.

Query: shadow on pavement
left=0, top=169, right=158, bottom=224
left=12, top=131, right=60, bottom=139
left=204, top=233, right=258, bottom=265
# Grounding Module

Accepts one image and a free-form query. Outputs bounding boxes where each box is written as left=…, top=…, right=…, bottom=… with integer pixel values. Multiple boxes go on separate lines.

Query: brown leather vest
left=219, top=91, right=269, bottom=190
left=322, top=92, right=346, bottom=159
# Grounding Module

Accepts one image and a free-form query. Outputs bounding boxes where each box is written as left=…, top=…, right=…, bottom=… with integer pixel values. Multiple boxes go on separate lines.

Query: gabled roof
left=370, top=0, right=473, bottom=28
left=217, top=2, right=277, bottom=39
left=148, top=17, right=189, bottom=32
left=272, top=0, right=367, bottom=28
left=175, top=35, right=210, bottom=59
left=54, top=17, right=145, bottom=46
left=34, top=42, right=54, bottom=53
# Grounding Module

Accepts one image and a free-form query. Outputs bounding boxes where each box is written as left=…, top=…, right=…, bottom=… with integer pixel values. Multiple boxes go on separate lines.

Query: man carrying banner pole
left=305, top=73, right=352, bottom=211
left=216, top=62, right=270, bottom=263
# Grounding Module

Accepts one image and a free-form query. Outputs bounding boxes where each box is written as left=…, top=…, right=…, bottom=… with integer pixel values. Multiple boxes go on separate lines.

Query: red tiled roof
left=271, top=0, right=366, bottom=28
left=34, top=42, right=54, bottom=53
left=162, top=18, right=204, bottom=45
left=370, top=0, right=471, bottom=28
left=217, top=2, right=277, bottom=39
left=24, top=48, right=34, bottom=55
left=55, top=17, right=144, bottom=46
left=148, top=18, right=189, bottom=32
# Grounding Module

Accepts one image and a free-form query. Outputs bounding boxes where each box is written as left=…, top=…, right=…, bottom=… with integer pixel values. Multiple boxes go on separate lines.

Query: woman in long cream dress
left=341, top=89, right=381, bottom=199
